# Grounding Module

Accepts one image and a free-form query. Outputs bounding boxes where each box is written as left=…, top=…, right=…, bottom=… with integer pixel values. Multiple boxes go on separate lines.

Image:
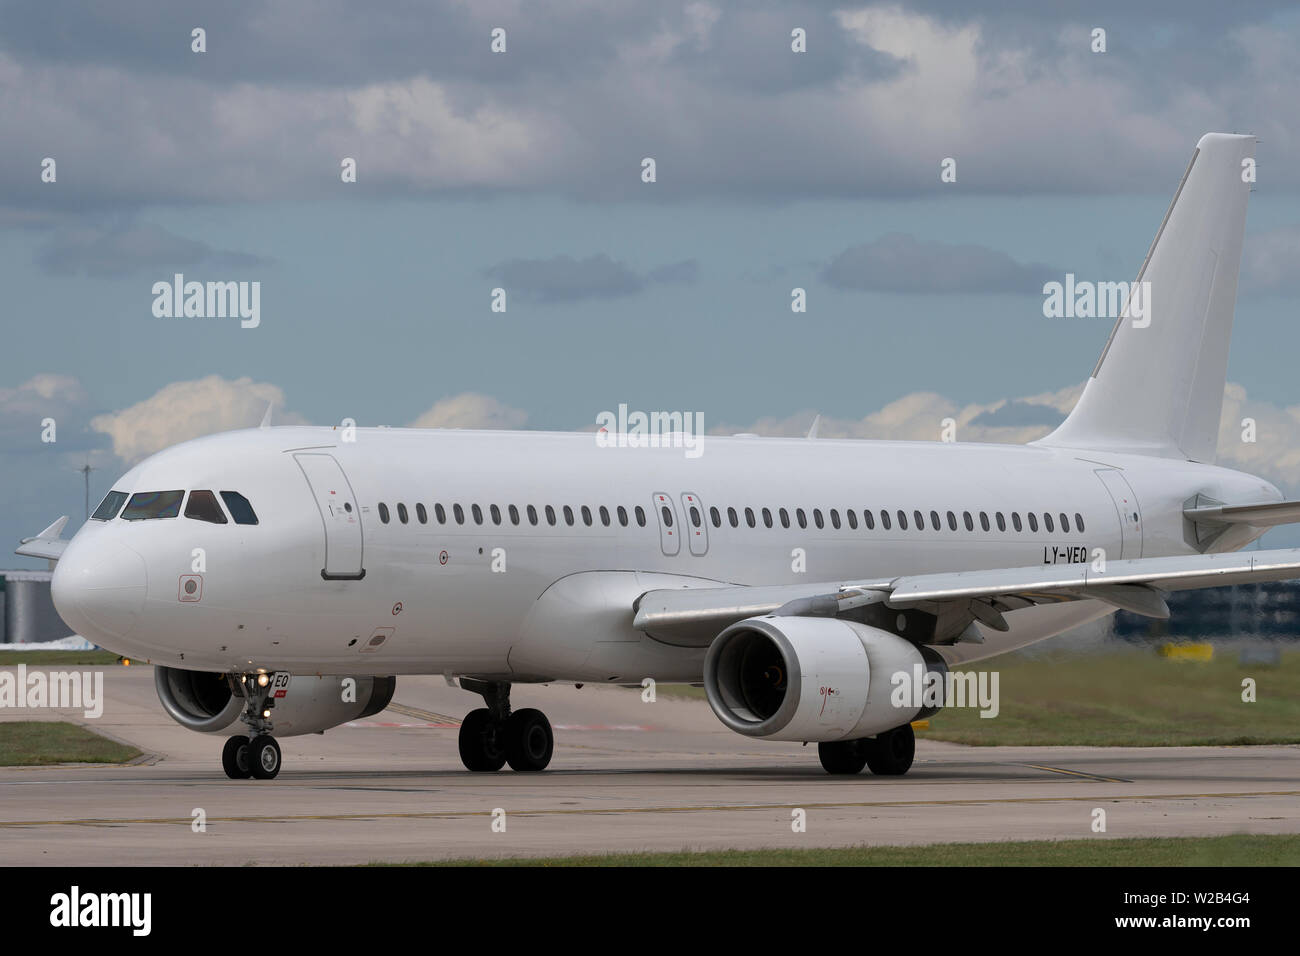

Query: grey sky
left=3, top=1, right=1300, bottom=562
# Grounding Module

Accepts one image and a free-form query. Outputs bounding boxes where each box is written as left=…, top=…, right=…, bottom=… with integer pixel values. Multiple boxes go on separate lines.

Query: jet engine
left=154, top=666, right=396, bottom=738
left=703, top=615, right=947, bottom=742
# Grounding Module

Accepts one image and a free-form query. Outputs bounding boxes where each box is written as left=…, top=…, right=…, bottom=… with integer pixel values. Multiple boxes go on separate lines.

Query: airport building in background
left=0, top=569, right=68, bottom=644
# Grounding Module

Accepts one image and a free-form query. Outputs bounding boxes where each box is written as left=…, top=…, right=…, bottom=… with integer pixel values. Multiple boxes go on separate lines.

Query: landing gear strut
left=457, top=679, right=554, bottom=772
left=818, top=723, right=915, bottom=776
left=221, top=672, right=283, bottom=780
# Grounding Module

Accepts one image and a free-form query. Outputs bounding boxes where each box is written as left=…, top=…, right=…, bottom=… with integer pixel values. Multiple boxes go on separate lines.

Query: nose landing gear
left=457, top=679, right=553, bottom=772
left=221, top=672, right=283, bottom=780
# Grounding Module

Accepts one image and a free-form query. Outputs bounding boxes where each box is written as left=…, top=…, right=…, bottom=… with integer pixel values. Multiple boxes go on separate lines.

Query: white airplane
left=19, top=133, right=1300, bottom=781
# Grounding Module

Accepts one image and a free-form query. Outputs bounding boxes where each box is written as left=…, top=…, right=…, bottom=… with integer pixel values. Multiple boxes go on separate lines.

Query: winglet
left=16, top=515, right=71, bottom=562
left=259, top=403, right=273, bottom=429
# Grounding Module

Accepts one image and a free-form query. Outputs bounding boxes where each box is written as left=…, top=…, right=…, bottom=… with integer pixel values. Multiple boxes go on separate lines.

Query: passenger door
left=295, top=453, right=365, bottom=579
left=1095, top=468, right=1142, bottom=560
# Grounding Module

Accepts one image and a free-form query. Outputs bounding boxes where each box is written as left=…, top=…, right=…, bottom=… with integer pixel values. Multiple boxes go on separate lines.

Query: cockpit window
left=91, top=490, right=128, bottom=521
left=185, top=490, right=229, bottom=524
left=220, top=491, right=259, bottom=525
left=121, top=490, right=184, bottom=520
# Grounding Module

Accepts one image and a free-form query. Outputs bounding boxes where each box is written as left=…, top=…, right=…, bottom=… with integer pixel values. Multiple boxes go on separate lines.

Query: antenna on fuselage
left=259, top=403, right=273, bottom=429
left=806, top=414, right=821, bottom=440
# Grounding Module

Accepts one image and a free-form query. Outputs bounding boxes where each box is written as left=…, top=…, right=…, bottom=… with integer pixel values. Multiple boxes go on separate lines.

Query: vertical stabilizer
left=1036, top=133, right=1255, bottom=462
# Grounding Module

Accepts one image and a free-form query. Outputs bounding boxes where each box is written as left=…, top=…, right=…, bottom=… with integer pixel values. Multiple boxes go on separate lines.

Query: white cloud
left=90, top=375, right=308, bottom=463
left=410, top=392, right=528, bottom=429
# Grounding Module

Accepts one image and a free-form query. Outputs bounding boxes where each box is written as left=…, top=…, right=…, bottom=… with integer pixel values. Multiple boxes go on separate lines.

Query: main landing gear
left=817, top=723, right=915, bottom=776
left=457, top=679, right=554, bottom=773
left=221, top=673, right=283, bottom=780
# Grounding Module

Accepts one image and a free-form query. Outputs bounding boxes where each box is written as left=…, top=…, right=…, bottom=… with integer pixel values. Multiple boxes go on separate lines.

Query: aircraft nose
left=51, top=540, right=147, bottom=642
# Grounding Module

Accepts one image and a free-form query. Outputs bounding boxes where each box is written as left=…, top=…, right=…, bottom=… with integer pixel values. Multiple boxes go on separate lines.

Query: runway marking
left=384, top=703, right=461, bottom=725
left=1022, top=764, right=1132, bottom=784
left=2, top=790, right=1297, bottom=829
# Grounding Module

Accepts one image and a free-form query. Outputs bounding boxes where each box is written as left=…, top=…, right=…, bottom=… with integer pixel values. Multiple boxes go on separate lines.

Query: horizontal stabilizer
left=1183, top=499, right=1300, bottom=528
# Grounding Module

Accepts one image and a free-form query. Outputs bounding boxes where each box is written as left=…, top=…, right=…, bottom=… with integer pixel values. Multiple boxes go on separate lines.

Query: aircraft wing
left=633, top=547, right=1300, bottom=643
left=14, top=516, right=70, bottom=562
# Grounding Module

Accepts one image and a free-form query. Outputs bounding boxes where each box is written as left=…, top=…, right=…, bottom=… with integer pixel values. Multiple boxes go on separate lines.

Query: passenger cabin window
left=914, top=510, right=924, bottom=530
left=185, top=490, right=228, bottom=524
left=880, top=510, right=891, bottom=530
left=963, top=511, right=974, bottom=531
left=472, top=504, right=483, bottom=525
left=582, top=505, right=593, bottom=527
left=453, top=504, right=464, bottom=524
left=797, top=508, right=807, bottom=529
left=1060, top=513, right=1070, bottom=533
left=617, top=506, right=628, bottom=527
left=947, top=511, right=957, bottom=531
left=728, top=507, right=739, bottom=528
left=780, top=508, right=790, bottom=529
left=830, top=509, right=840, bottom=529
left=122, top=490, right=184, bottom=521
left=219, top=491, right=258, bottom=525
left=528, top=505, right=538, bottom=526
left=600, top=506, right=610, bottom=527
left=1043, top=513, right=1054, bottom=532
left=1075, top=513, right=1085, bottom=532
left=378, top=503, right=390, bottom=524
left=661, top=506, right=673, bottom=527
left=897, top=510, right=908, bottom=530
left=863, top=510, right=875, bottom=530
left=1028, top=512, right=1039, bottom=532
left=813, top=509, right=824, bottom=529
left=416, top=503, right=428, bottom=524
left=847, top=510, right=858, bottom=530
left=397, top=503, right=409, bottom=524
left=91, top=490, right=128, bottom=521
left=1012, top=512, right=1022, bottom=532
left=930, top=510, right=940, bottom=531
left=545, top=505, right=556, bottom=526
left=979, top=512, right=990, bottom=532
left=710, top=507, right=721, bottom=528
left=491, top=504, right=502, bottom=525
left=762, top=507, right=773, bottom=529
left=745, top=507, right=756, bottom=528
left=563, top=505, right=574, bottom=526
left=635, top=506, right=646, bottom=527
left=510, top=505, right=520, bottom=525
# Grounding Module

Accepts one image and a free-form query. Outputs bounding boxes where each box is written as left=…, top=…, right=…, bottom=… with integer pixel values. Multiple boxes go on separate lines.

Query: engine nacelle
left=154, top=666, right=397, bottom=738
left=703, top=615, right=947, bottom=742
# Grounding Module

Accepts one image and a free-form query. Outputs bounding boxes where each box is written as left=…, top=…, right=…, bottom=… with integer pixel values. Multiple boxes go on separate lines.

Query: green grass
left=0, top=650, right=123, bottom=666
left=914, top=647, right=1300, bottom=747
left=0, top=721, right=140, bottom=766
left=383, top=833, right=1300, bottom=867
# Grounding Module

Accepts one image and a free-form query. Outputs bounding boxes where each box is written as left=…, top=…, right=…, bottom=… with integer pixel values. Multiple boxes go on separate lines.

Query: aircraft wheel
left=222, top=735, right=251, bottom=779
left=865, top=724, right=915, bottom=776
left=248, top=734, right=282, bottom=780
left=458, top=708, right=507, bottom=772
left=504, top=708, right=553, bottom=772
left=818, top=738, right=870, bottom=774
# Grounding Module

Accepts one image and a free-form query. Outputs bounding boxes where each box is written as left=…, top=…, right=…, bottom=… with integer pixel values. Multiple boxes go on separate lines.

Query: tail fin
left=1036, top=133, right=1255, bottom=462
